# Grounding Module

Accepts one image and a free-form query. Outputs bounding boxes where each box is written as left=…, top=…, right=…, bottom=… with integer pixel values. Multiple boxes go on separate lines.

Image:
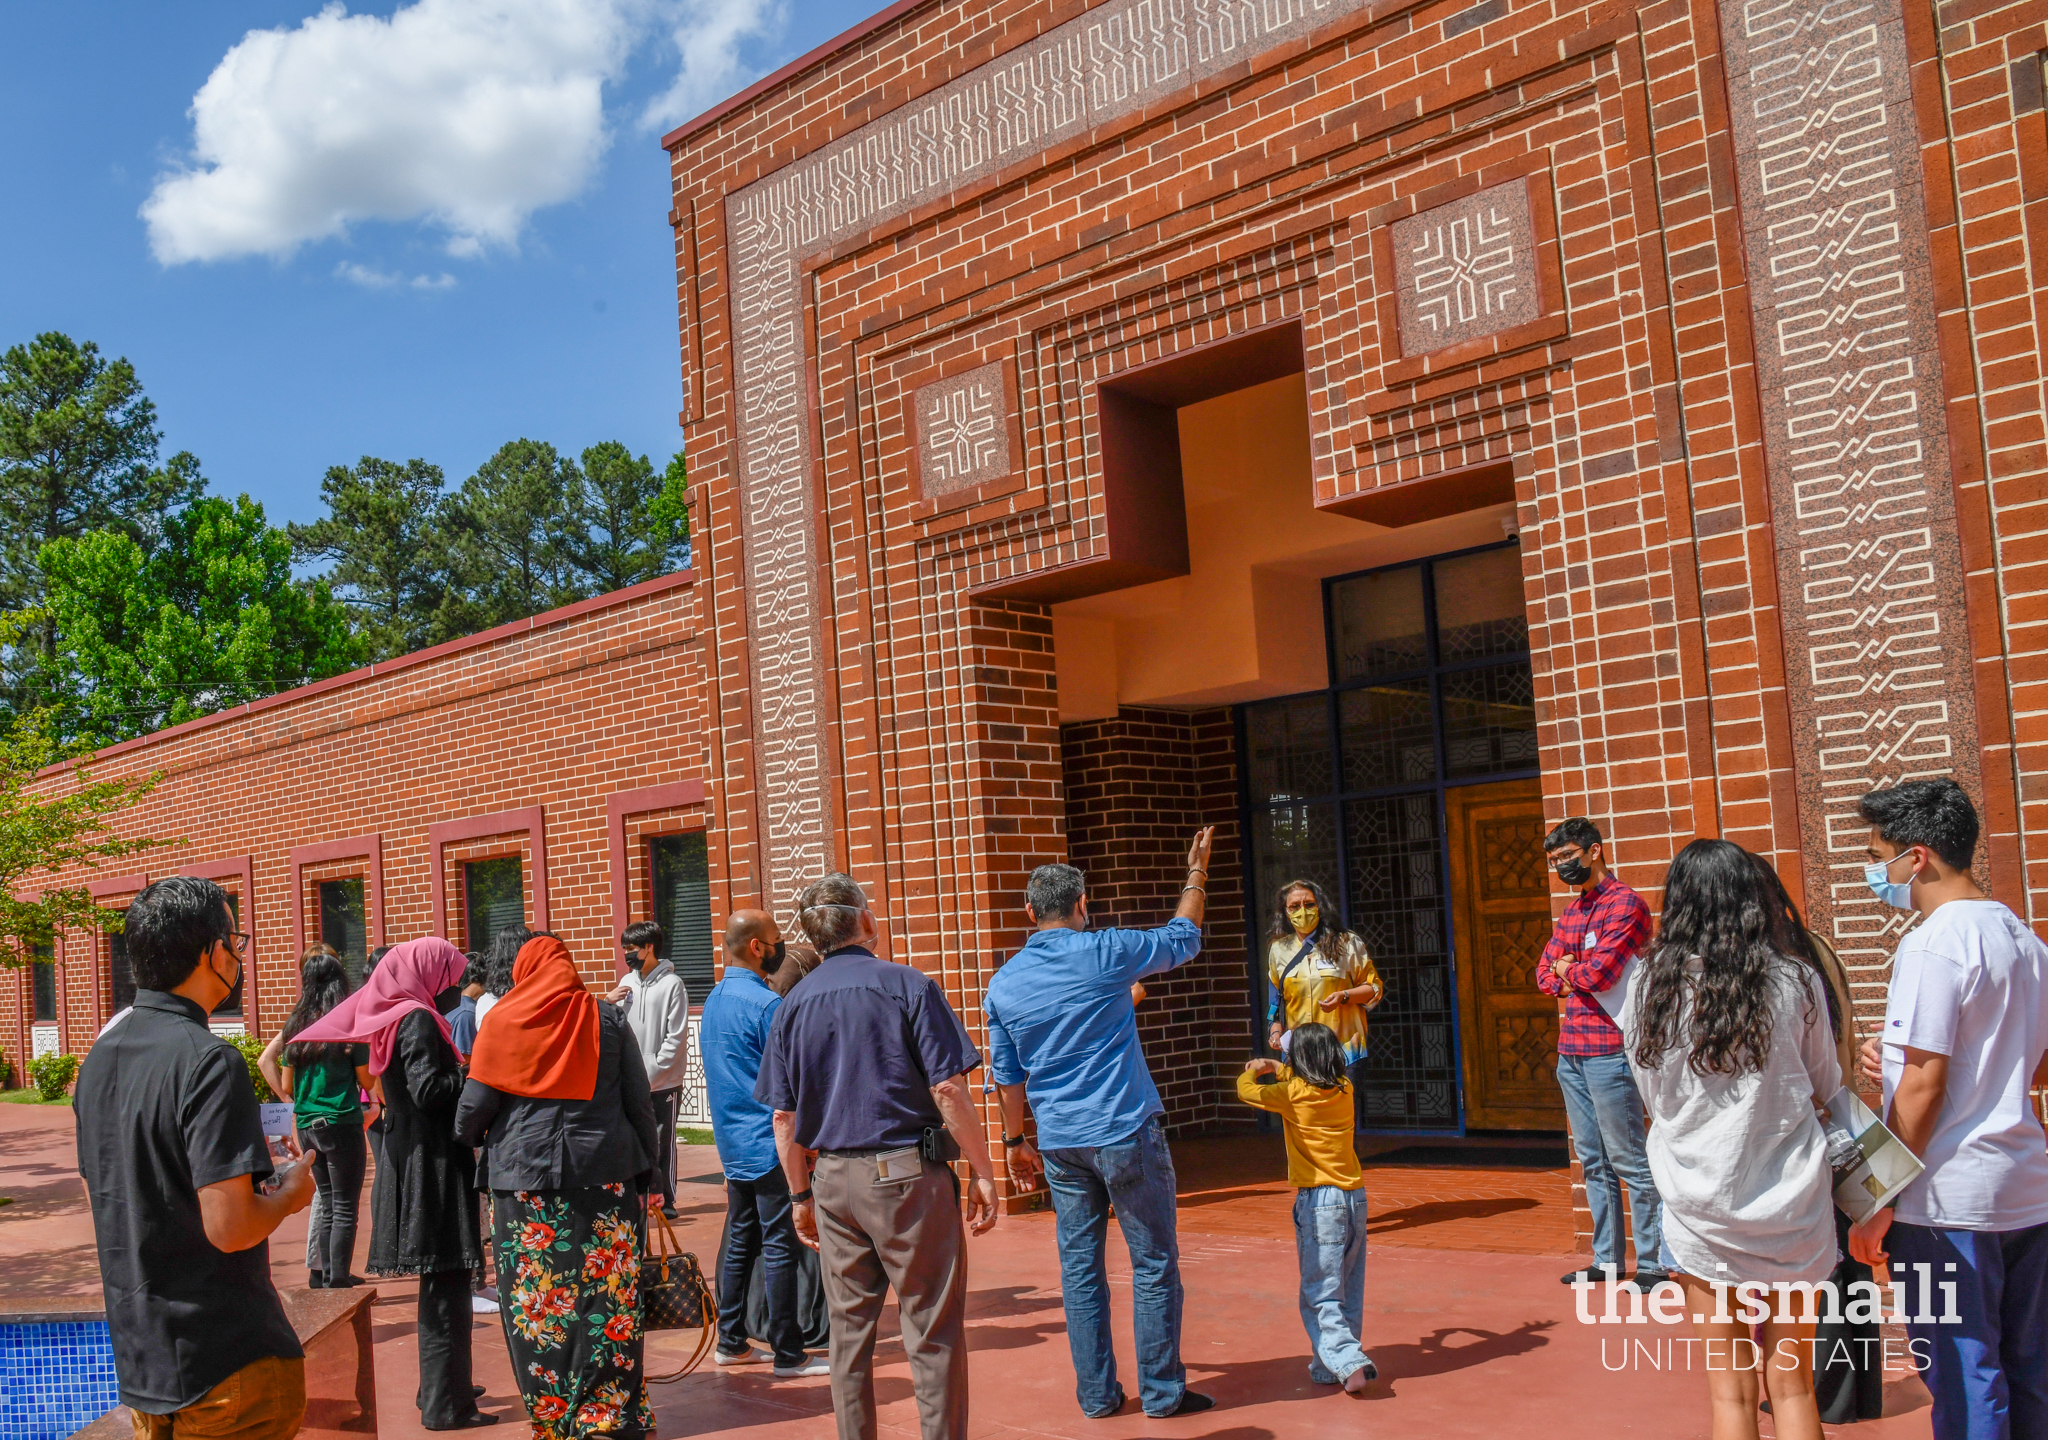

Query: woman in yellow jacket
left=1237, top=1023, right=1375, bottom=1395
left=1265, top=879, right=1383, bottom=1096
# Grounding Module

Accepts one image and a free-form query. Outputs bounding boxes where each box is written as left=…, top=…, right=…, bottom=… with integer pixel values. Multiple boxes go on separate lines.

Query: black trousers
left=416, top=1268, right=476, bottom=1429
left=718, top=1167, right=805, bottom=1366
left=309, top=1122, right=367, bottom=1281
left=651, top=1088, right=681, bottom=1207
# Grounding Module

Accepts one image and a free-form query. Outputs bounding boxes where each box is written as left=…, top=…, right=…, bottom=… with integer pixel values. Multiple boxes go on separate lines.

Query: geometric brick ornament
left=1389, top=179, right=1542, bottom=357
left=915, top=362, right=1011, bottom=500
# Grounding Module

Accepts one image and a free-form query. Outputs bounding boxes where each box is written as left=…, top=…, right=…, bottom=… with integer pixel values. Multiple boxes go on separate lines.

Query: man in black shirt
left=75, top=875, right=316, bottom=1439
left=757, top=873, right=998, bottom=1440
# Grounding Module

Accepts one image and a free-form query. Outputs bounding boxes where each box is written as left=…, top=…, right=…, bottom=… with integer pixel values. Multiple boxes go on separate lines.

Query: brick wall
left=0, top=573, right=710, bottom=1076
left=1058, top=708, right=1248, bottom=1134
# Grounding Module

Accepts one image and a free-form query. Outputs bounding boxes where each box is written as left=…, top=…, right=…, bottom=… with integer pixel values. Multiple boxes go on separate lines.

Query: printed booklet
left=1820, top=1086, right=1924, bottom=1222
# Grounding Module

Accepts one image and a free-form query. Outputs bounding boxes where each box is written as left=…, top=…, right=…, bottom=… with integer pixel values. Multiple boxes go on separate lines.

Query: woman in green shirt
left=270, top=949, right=373, bottom=1287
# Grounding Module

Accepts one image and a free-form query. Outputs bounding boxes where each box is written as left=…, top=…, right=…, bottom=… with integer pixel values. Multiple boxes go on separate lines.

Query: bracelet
left=790, top=1188, right=814, bottom=1204
left=1002, top=1133, right=1027, bottom=1148
left=1182, top=884, right=1205, bottom=894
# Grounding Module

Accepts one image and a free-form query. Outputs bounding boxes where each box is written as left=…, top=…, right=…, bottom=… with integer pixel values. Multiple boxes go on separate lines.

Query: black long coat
left=368, top=1008, right=482, bottom=1277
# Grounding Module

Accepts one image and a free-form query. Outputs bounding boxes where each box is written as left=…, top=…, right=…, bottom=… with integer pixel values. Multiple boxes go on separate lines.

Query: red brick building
left=9, top=0, right=2048, bottom=1190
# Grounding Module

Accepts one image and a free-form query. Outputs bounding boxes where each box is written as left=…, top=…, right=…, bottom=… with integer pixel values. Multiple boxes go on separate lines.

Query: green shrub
left=28, top=1051, right=80, bottom=1101
left=227, top=1031, right=269, bottom=1100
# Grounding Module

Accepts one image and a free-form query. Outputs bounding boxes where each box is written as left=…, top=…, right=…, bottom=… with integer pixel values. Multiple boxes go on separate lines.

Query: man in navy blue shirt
left=756, top=873, right=998, bottom=1440
left=984, top=826, right=1215, bottom=1419
left=699, top=909, right=827, bottom=1376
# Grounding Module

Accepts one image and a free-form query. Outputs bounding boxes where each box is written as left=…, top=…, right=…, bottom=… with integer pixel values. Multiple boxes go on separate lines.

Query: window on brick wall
left=212, top=894, right=244, bottom=1017
left=110, top=925, right=135, bottom=1016
left=320, top=879, right=369, bottom=987
left=31, top=939, right=55, bottom=1022
left=649, top=833, right=712, bottom=998
left=465, top=857, right=525, bottom=953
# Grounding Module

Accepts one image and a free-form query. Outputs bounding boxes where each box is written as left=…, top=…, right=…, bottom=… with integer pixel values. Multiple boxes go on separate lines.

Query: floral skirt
left=492, top=1185, right=656, bottom=1440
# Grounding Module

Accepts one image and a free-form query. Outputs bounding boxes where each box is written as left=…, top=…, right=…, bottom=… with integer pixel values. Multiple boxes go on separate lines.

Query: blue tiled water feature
left=0, top=1319, right=120, bottom=1440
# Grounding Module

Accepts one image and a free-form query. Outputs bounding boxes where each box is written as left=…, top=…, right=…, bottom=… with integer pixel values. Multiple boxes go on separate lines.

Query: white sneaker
left=773, top=1357, right=831, bottom=1378
left=714, top=1347, right=770, bottom=1366
left=471, top=1294, right=500, bottom=1314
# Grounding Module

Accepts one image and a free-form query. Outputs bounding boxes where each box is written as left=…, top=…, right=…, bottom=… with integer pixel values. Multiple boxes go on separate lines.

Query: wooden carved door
left=1448, top=778, right=1566, bottom=1129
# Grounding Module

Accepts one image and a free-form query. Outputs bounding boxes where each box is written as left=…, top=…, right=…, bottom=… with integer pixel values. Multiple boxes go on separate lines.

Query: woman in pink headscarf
left=298, top=938, right=497, bottom=1430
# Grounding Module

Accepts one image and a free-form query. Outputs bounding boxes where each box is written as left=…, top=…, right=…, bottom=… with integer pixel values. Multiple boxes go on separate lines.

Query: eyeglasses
left=1545, top=850, right=1586, bottom=870
left=225, top=931, right=250, bottom=954
left=1284, top=900, right=1318, bottom=913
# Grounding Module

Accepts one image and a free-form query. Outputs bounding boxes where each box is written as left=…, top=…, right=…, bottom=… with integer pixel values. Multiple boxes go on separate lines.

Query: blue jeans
left=1555, top=1051, right=1662, bottom=1270
left=1040, top=1115, right=1186, bottom=1416
left=1295, top=1186, right=1371, bottom=1383
left=1888, top=1220, right=2048, bottom=1440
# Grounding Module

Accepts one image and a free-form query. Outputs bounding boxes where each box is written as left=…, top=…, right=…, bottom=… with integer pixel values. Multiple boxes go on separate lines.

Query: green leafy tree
left=563, top=442, right=689, bottom=594
left=651, top=451, right=691, bottom=567
left=0, top=642, right=173, bottom=970
left=440, top=439, right=585, bottom=632
left=0, top=334, right=206, bottom=707
left=41, top=494, right=363, bottom=745
left=288, top=457, right=453, bottom=661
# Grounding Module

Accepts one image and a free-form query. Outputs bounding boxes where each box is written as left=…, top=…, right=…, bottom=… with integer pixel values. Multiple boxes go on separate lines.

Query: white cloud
left=143, top=0, right=642, bottom=264
left=334, top=261, right=458, bottom=289
left=640, top=0, right=787, bottom=134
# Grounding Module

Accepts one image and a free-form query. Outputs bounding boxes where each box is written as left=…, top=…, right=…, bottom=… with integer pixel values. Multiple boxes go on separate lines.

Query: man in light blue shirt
left=697, top=910, right=827, bottom=1378
left=985, top=826, right=1214, bottom=1420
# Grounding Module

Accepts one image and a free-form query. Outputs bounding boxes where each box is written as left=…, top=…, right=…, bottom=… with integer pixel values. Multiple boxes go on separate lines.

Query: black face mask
left=1554, top=856, right=1592, bottom=887
left=766, top=940, right=787, bottom=969
left=433, top=984, right=463, bottom=1012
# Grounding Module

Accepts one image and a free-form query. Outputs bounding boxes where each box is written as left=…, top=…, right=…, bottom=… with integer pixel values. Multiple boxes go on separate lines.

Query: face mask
left=1865, top=851, right=1919, bottom=910
left=1554, top=856, right=1591, bottom=886
left=434, top=985, right=462, bottom=1012
left=1288, top=905, right=1319, bottom=936
left=767, top=940, right=787, bottom=969
left=214, top=945, right=242, bottom=998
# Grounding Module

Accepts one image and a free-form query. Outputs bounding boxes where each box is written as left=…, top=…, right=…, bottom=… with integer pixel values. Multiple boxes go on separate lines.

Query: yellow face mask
left=1287, top=903, right=1319, bottom=936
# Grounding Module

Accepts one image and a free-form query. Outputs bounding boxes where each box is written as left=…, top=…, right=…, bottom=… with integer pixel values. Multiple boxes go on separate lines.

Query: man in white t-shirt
left=1847, top=779, right=2048, bottom=1440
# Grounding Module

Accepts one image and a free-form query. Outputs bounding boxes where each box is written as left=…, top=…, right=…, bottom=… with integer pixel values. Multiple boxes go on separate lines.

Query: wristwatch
left=1002, top=1133, right=1028, bottom=1148
left=790, top=1188, right=814, bottom=1204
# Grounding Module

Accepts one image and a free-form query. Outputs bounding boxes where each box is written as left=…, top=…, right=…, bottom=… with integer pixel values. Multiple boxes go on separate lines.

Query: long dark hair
left=1266, top=877, right=1334, bottom=944
left=1632, top=839, right=1812, bottom=1076
left=1745, top=851, right=1843, bottom=1044
left=483, top=924, right=535, bottom=998
left=1289, top=1022, right=1348, bottom=1089
left=282, top=948, right=352, bottom=1066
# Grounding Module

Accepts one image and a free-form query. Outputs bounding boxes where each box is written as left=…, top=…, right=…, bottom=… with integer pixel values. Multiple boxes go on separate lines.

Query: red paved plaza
left=1, top=1102, right=1937, bottom=1439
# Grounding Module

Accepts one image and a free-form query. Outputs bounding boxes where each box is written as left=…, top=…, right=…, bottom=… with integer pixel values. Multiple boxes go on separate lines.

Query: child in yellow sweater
left=1235, top=1022, right=1375, bottom=1394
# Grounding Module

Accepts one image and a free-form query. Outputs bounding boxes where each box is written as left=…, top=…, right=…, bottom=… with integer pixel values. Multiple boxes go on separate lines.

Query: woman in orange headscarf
left=456, top=935, right=660, bottom=1440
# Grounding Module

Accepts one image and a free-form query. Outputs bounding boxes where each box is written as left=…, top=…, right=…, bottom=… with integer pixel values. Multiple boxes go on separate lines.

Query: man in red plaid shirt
left=1534, top=817, right=1665, bottom=1288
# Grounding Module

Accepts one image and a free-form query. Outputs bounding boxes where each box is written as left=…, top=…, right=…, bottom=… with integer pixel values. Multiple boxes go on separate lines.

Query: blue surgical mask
left=1864, top=852, right=1917, bottom=909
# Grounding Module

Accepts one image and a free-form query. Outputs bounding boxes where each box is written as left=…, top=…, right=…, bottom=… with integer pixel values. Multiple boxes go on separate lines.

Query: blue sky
left=0, top=0, right=877, bottom=528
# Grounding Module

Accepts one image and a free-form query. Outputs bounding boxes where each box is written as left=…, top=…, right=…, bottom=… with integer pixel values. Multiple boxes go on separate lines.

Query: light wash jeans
left=1555, top=1051, right=1663, bottom=1271
left=1039, top=1115, right=1187, bottom=1417
left=1295, top=1185, right=1371, bottom=1383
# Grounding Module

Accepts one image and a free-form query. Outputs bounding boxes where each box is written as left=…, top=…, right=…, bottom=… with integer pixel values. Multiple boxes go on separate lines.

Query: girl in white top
left=1617, top=838, right=1842, bottom=1440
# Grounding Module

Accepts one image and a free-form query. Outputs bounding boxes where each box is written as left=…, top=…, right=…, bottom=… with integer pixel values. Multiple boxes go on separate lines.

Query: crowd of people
left=61, top=776, right=2048, bottom=1440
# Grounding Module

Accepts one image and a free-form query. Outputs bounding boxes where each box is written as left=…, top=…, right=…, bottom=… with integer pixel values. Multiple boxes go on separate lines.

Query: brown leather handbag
left=642, top=1209, right=716, bottom=1380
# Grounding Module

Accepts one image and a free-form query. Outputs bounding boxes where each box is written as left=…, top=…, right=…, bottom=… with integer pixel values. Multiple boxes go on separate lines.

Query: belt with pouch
left=820, top=1126, right=962, bottom=1182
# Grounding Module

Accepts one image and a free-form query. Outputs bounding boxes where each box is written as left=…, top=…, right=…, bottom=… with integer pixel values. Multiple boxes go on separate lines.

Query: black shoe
left=1631, top=1267, right=1673, bottom=1287
left=1560, top=1266, right=1623, bottom=1286
left=308, top=1271, right=326, bottom=1289
left=326, top=1274, right=365, bottom=1288
left=425, top=1413, right=499, bottom=1430
left=1147, top=1392, right=1215, bottom=1418
left=1084, top=1389, right=1127, bottom=1419
left=471, top=1386, right=485, bottom=1399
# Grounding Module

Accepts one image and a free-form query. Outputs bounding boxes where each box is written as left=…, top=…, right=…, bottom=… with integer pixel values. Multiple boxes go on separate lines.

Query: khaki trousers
left=813, top=1151, right=968, bottom=1440
left=130, top=1356, right=306, bottom=1440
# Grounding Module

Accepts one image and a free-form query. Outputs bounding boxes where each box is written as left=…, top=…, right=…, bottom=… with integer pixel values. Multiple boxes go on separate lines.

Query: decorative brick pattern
left=1391, top=180, right=1542, bottom=356
left=1719, top=0, right=1984, bottom=985
left=916, top=362, right=1012, bottom=498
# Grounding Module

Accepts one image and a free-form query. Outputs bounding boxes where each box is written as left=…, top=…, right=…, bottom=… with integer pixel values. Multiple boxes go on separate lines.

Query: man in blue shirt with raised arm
left=985, top=825, right=1214, bottom=1420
